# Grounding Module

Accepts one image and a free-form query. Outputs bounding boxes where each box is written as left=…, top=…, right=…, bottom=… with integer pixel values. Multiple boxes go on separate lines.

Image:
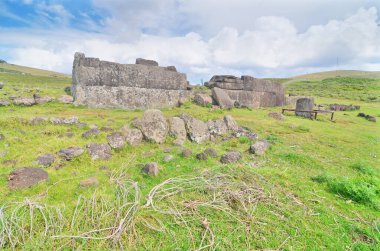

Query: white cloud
left=1, top=6, right=380, bottom=83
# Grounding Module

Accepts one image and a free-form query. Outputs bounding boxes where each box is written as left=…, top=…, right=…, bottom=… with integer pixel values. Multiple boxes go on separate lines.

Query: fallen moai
left=72, top=52, right=191, bottom=109
left=205, top=75, right=285, bottom=108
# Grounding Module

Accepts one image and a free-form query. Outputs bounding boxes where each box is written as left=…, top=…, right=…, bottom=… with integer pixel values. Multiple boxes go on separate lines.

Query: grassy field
left=0, top=68, right=379, bottom=250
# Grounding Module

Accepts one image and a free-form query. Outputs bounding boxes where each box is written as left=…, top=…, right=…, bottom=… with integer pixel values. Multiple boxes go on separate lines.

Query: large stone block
left=296, top=98, right=314, bottom=118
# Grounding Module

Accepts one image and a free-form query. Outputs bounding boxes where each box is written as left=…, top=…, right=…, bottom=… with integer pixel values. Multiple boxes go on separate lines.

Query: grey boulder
left=35, top=154, right=55, bottom=167
left=87, top=143, right=112, bottom=160
left=181, top=113, right=210, bottom=144
left=137, top=109, right=168, bottom=144
left=57, top=146, right=84, bottom=160
left=143, top=162, right=159, bottom=176
left=220, top=152, right=241, bottom=164
left=249, top=140, right=270, bottom=156
left=107, top=132, right=126, bottom=149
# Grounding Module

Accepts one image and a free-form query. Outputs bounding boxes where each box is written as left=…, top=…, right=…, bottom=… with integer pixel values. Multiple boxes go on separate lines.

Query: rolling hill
left=0, top=62, right=69, bottom=78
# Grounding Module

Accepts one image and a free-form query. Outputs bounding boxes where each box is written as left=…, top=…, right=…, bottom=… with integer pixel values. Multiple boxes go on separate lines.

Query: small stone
left=2, top=159, right=16, bottom=166
left=82, top=128, right=100, bottom=138
left=57, top=147, right=84, bottom=160
left=80, top=177, right=99, bottom=187
left=35, top=154, right=55, bottom=167
left=163, top=155, right=174, bottom=162
left=51, top=117, right=79, bottom=125
left=0, top=150, right=8, bottom=157
left=100, top=126, right=114, bottom=132
left=143, top=162, right=159, bottom=176
left=58, top=95, right=73, bottom=104
left=107, top=132, right=126, bottom=149
left=142, top=151, right=154, bottom=157
left=77, top=122, right=88, bottom=128
left=173, top=138, right=185, bottom=146
left=268, top=112, right=285, bottom=121
left=99, top=166, right=109, bottom=170
left=204, top=148, right=218, bottom=157
left=196, top=152, right=208, bottom=160
left=0, top=98, right=10, bottom=106
left=30, top=117, right=47, bottom=125
left=13, top=96, right=36, bottom=106
left=87, top=143, right=112, bottom=160
left=122, top=127, right=143, bottom=146
left=8, top=167, right=48, bottom=190
left=220, top=152, right=241, bottom=164
left=163, top=148, right=172, bottom=153
left=181, top=148, right=192, bottom=158
left=34, top=94, right=53, bottom=104
left=249, top=140, right=270, bottom=156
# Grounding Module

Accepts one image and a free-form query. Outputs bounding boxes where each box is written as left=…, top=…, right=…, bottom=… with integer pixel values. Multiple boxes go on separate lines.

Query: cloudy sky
left=1, top=0, right=380, bottom=83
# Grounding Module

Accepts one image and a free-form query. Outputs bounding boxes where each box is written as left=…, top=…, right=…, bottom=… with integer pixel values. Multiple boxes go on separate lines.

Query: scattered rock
left=137, top=109, right=168, bottom=144
left=8, top=167, right=48, bottom=190
left=82, top=128, right=100, bottom=138
left=329, top=104, right=360, bottom=111
left=99, top=166, right=109, bottom=170
left=87, top=143, right=112, bottom=160
left=249, top=140, right=270, bottom=156
left=77, top=122, right=88, bottom=128
left=2, top=159, right=16, bottom=166
left=80, top=177, right=99, bottom=187
left=181, top=113, right=210, bottom=144
left=142, top=151, right=154, bottom=157
left=33, top=94, right=53, bottom=104
left=30, top=117, right=47, bottom=125
left=35, top=154, right=55, bottom=167
left=204, top=148, right=218, bottom=157
left=58, top=95, right=73, bottom=104
left=163, top=155, right=174, bottom=162
left=194, top=93, right=213, bottom=106
left=107, top=132, right=126, bottom=149
left=168, top=117, right=187, bottom=144
left=0, top=133, right=4, bottom=141
left=196, top=152, right=208, bottom=160
left=207, top=119, right=228, bottom=136
left=0, top=98, right=10, bottom=106
left=57, top=146, right=84, bottom=160
left=268, top=112, right=285, bottom=121
left=220, top=152, right=241, bottom=164
left=0, top=150, right=9, bottom=157
left=224, top=115, right=239, bottom=132
left=0, top=82, right=3, bottom=89
left=212, top=87, right=234, bottom=109
left=163, top=148, right=172, bottom=153
left=122, top=127, right=143, bottom=146
left=358, top=113, right=377, bottom=122
left=100, top=126, right=114, bottom=132
left=181, top=148, right=192, bottom=158
left=51, top=117, right=79, bottom=125
left=143, top=162, right=159, bottom=176
left=234, top=127, right=258, bottom=141
left=13, top=96, right=36, bottom=106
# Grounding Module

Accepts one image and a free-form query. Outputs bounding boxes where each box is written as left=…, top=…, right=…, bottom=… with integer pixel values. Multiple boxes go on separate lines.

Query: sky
left=0, top=0, right=380, bottom=84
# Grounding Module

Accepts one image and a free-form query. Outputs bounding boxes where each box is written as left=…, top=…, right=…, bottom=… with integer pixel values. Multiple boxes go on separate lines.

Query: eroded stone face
left=72, top=53, right=190, bottom=109
left=137, top=109, right=168, bottom=144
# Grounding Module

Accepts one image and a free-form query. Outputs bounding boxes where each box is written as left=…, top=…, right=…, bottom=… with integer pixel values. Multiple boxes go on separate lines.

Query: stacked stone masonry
left=72, top=52, right=190, bottom=109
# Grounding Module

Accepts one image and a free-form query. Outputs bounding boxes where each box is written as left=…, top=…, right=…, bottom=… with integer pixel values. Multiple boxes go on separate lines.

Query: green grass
left=0, top=70, right=380, bottom=250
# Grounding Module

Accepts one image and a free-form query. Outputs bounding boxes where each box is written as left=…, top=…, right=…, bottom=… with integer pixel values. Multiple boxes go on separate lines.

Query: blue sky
left=1, top=0, right=380, bottom=83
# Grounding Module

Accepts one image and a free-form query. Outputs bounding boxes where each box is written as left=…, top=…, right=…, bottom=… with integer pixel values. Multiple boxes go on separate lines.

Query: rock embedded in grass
left=207, top=118, right=228, bottom=136
left=224, top=115, right=239, bottom=132
left=163, top=155, right=174, bottom=162
left=107, top=132, right=126, bottom=149
left=80, top=177, right=99, bottom=187
left=33, top=94, right=54, bottom=104
left=249, top=140, right=270, bottom=156
left=13, top=96, right=36, bottom=106
left=0, top=98, right=10, bottom=106
left=181, top=148, right=192, bottom=157
left=194, top=93, right=213, bottom=107
left=122, top=127, right=143, bottom=146
left=58, top=95, right=73, bottom=104
left=181, top=113, right=210, bottom=144
left=268, top=112, right=285, bottom=121
left=204, top=148, right=218, bottom=157
left=35, top=154, right=55, bottom=167
left=220, top=152, right=242, bottom=164
left=168, top=117, right=187, bottom=144
left=57, top=146, right=84, bottom=160
left=136, top=109, right=168, bottom=144
left=143, top=162, right=159, bottom=176
left=51, top=116, right=79, bottom=125
left=8, top=167, right=48, bottom=190
left=0, top=133, right=4, bottom=141
left=82, top=128, right=100, bottom=138
left=196, top=152, right=208, bottom=160
left=30, top=117, right=47, bottom=125
left=87, top=143, right=112, bottom=160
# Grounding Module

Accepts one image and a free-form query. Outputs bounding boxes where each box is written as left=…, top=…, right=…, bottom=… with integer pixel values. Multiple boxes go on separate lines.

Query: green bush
left=350, top=162, right=375, bottom=176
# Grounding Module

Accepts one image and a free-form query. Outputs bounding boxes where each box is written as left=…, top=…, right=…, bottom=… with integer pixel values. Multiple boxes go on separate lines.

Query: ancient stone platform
left=206, top=75, right=285, bottom=108
left=72, top=53, right=190, bottom=109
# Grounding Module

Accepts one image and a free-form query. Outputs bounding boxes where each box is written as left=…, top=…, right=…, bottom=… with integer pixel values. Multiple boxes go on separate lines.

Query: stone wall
left=72, top=52, right=190, bottom=109
left=206, top=75, right=285, bottom=108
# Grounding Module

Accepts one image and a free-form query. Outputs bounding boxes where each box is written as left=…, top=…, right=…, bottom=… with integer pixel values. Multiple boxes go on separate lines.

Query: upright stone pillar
left=295, top=98, right=314, bottom=118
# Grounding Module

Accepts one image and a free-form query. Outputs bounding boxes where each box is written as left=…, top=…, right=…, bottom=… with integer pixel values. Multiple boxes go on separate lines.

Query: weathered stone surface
left=143, top=162, right=159, bottom=176
left=58, top=95, right=73, bottom=104
left=207, top=119, right=228, bottom=136
left=165, top=66, right=177, bottom=72
left=329, top=104, right=360, bottom=111
left=181, top=113, right=210, bottom=143
left=33, top=94, right=53, bottom=104
left=136, top=58, right=159, bottom=66
left=234, top=127, right=258, bottom=141
left=122, top=127, right=143, bottom=146
left=168, top=117, right=186, bottom=143
left=82, top=128, right=100, bottom=138
left=204, top=148, right=218, bottom=157
left=285, top=96, right=314, bottom=107
left=194, top=93, right=213, bottom=106
left=296, top=98, right=314, bottom=118
left=51, top=117, right=79, bottom=125
left=0, top=98, right=10, bottom=106
left=249, top=140, right=270, bottom=156
left=8, top=167, right=48, bottom=190
left=107, top=132, right=126, bottom=149
left=268, top=112, right=285, bottom=121
left=137, top=109, right=168, bottom=144
left=80, top=177, right=99, bottom=187
left=87, top=143, right=112, bottom=160
left=181, top=148, right=192, bottom=157
left=224, top=115, right=239, bottom=132
left=212, top=88, right=234, bottom=109
left=72, top=53, right=190, bottom=109
left=220, top=152, right=241, bottom=164
left=208, top=75, right=285, bottom=108
left=100, top=126, right=114, bottom=132
left=57, top=147, right=84, bottom=160
left=35, top=154, right=55, bottom=167
left=196, top=152, right=208, bottom=160
left=30, top=117, right=47, bottom=125
left=13, top=96, right=36, bottom=106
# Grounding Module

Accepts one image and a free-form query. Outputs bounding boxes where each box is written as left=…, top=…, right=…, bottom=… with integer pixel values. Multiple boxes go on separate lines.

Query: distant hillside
left=291, top=70, right=380, bottom=80
left=0, top=63, right=70, bottom=78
